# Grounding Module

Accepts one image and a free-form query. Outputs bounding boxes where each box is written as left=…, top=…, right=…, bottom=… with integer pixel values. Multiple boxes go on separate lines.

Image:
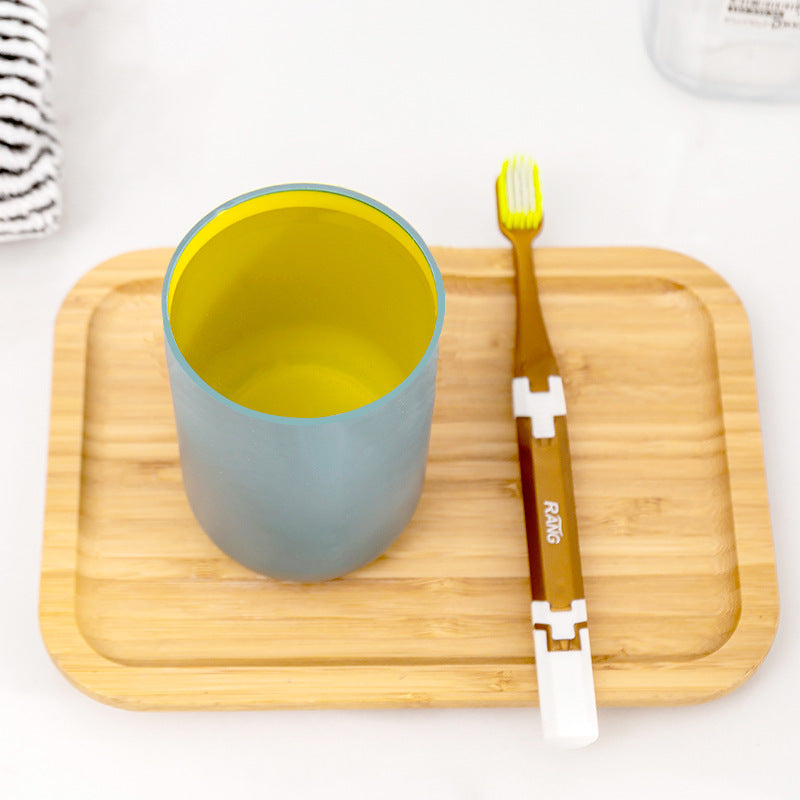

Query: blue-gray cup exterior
left=162, top=184, right=445, bottom=581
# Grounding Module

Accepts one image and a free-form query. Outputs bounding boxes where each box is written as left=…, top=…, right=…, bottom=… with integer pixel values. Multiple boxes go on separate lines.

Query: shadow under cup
left=162, top=185, right=445, bottom=581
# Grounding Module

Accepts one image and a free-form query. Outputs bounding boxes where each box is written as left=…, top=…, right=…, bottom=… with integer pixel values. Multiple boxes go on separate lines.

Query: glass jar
left=643, top=0, right=800, bottom=100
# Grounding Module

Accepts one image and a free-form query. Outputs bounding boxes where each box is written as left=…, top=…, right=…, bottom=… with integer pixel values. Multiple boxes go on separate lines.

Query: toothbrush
left=496, top=156, right=598, bottom=748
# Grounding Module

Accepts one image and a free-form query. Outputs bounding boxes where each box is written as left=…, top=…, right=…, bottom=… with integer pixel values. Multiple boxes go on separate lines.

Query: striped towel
left=0, top=0, right=61, bottom=241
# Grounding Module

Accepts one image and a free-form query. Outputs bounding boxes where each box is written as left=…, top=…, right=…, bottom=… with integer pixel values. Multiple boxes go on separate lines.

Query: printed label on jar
left=722, top=0, right=800, bottom=30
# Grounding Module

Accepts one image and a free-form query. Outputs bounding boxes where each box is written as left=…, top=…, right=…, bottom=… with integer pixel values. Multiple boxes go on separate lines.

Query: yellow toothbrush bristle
left=498, top=155, right=543, bottom=231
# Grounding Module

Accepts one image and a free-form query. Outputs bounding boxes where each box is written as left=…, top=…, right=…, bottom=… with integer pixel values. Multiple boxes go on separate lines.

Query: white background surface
left=1, top=1, right=797, bottom=797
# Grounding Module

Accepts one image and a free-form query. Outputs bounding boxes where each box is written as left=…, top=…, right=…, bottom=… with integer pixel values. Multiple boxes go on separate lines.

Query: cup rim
left=162, top=183, right=445, bottom=426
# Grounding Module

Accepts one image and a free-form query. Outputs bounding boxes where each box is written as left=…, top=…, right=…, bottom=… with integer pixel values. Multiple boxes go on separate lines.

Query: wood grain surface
left=39, top=247, right=778, bottom=710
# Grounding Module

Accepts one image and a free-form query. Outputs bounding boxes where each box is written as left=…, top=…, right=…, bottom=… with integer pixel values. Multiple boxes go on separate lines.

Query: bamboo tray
left=40, top=247, right=778, bottom=710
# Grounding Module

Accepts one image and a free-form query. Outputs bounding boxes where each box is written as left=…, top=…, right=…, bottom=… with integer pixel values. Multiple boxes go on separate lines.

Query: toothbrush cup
left=162, top=184, right=445, bottom=581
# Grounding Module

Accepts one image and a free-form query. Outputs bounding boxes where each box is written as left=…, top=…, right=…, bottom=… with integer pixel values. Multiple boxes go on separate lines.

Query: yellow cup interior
left=167, top=190, right=437, bottom=418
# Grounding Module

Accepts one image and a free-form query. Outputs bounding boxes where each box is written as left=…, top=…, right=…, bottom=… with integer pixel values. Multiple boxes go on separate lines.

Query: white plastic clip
left=531, top=599, right=598, bottom=749
left=512, top=375, right=566, bottom=439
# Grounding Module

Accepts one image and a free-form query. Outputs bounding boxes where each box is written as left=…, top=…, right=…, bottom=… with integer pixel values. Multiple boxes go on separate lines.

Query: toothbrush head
left=496, top=155, right=543, bottom=233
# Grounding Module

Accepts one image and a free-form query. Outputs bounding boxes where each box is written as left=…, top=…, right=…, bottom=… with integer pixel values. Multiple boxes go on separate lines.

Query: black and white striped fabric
left=0, top=0, right=61, bottom=241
